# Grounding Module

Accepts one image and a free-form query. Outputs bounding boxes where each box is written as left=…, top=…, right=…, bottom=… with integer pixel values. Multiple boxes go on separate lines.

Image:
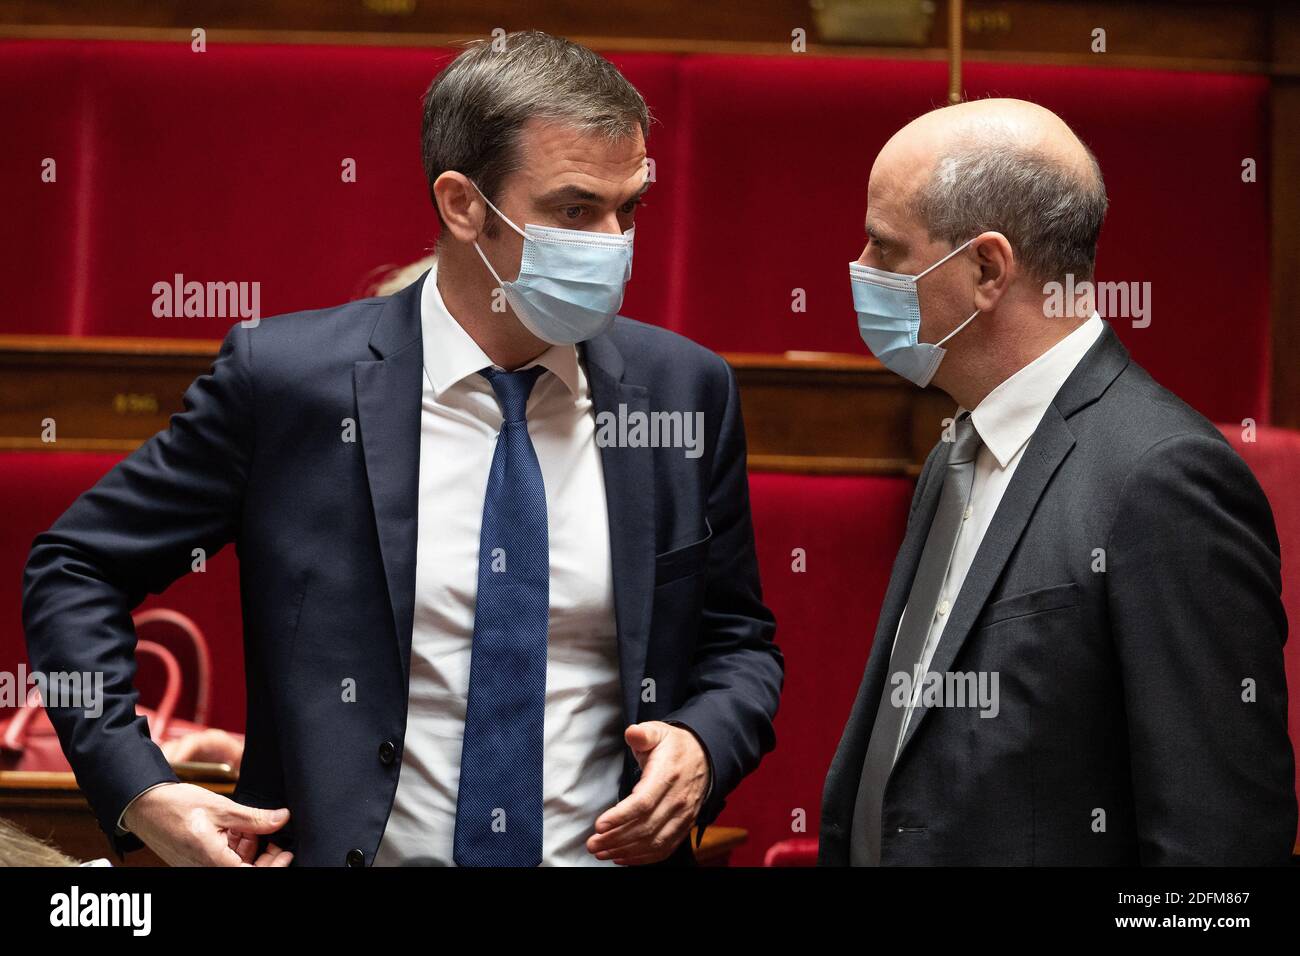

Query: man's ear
left=433, top=172, right=486, bottom=243
left=972, top=230, right=1014, bottom=311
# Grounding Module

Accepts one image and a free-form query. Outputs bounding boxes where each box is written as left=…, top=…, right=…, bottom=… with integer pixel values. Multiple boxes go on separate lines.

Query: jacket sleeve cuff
left=116, top=780, right=179, bottom=834
left=663, top=718, right=716, bottom=849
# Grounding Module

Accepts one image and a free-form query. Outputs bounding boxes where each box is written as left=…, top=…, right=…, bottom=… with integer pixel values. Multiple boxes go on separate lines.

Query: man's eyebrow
left=535, top=184, right=605, bottom=205
left=866, top=222, right=899, bottom=246
left=535, top=178, right=651, bottom=207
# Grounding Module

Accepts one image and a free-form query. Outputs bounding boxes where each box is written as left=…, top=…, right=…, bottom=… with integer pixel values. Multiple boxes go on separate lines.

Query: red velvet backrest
left=1, top=40, right=1273, bottom=424
left=724, top=471, right=914, bottom=865
left=0, top=40, right=682, bottom=341
left=1219, top=423, right=1300, bottom=846
left=0, top=41, right=85, bottom=333
left=0, top=452, right=246, bottom=732
left=672, top=55, right=1271, bottom=423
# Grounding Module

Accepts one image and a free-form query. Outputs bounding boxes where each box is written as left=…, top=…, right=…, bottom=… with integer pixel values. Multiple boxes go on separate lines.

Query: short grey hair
left=421, top=31, right=650, bottom=235
left=912, top=129, right=1108, bottom=284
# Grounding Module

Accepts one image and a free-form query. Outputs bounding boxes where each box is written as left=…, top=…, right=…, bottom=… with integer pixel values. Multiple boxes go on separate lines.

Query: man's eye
left=620, top=198, right=644, bottom=214
left=562, top=206, right=584, bottom=220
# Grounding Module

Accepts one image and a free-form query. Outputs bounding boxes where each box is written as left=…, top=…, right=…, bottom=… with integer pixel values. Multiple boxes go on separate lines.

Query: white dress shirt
left=373, top=259, right=623, bottom=866
left=891, top=313, right=1105, bottom=758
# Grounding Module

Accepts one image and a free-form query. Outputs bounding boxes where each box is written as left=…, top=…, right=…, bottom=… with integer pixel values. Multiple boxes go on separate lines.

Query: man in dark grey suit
left=822, top=98, right=1295, bottom=865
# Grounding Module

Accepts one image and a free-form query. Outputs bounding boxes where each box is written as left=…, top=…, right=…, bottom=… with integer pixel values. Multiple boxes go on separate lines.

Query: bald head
left=869, top=98, right=1107, bottom=284
left=882, top=99, right=1097, bottom=188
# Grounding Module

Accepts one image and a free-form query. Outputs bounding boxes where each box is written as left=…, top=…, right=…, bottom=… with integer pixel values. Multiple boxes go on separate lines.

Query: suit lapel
left=822, top=438, right=949, bottom=834
left=582, top=330, right=656, bottom=730
left=891, top=324, right=1132, bottom=765
left=893, top=405, right=1076, bottom=762
left=863, top=442, right=950, bottom=707
left=354, top=274, right=425, bottom=686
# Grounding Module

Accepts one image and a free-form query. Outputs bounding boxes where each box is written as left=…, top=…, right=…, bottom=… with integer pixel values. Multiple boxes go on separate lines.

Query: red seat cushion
left=1219, top=423, right=1300, bottom=845
left=716, top=471, right=914, bottom=865
left=0, top=451, right=246, bottom=732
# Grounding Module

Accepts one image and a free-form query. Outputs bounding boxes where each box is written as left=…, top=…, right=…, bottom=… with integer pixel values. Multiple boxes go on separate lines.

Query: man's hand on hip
left=587, top=721, right=709, bottom=865
left=122, top=782, right=293, bottom=867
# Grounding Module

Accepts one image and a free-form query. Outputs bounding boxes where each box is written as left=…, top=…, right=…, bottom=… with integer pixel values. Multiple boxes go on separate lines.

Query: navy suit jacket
left=23, top=272, right=783, bottom=866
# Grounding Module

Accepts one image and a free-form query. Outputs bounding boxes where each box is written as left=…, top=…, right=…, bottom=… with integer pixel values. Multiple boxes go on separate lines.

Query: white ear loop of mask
left=917, top=236, right=981, bottom=348
left=935, top=308, right=981, bottom=347
left=914, top=235, right=977, bottom=280
left=466, top=179, right=527, bottom=287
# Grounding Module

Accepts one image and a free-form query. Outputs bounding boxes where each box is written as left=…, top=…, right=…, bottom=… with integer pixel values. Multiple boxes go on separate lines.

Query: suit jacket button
left=346, top=849, right=366, bottom=867
left=379, top=740, right=396, bottom=765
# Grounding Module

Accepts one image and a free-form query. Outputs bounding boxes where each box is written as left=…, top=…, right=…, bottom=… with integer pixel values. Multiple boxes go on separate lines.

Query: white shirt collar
left=958, top=313, right=1105, bottom=469
left=419, top=257, right=581, bottom=400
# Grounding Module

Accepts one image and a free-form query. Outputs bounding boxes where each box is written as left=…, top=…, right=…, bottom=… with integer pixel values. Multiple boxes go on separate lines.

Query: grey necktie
left=850, top=412, right=983, bottom=866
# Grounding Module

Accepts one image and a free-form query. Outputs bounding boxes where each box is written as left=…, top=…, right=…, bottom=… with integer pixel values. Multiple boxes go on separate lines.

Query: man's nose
left=592, top=212, right=625, bottom=235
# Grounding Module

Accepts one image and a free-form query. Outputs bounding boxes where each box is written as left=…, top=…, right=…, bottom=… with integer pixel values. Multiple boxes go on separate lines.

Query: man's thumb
left=213, top=800, right=290, bottom=833
left=624, top=721, right=664, bottom=754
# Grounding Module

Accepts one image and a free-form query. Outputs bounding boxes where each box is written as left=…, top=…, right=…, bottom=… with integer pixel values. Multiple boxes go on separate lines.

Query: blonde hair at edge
left=367, top=255, right=437, bottom=298
left=0, top=816, right=81, bottom=866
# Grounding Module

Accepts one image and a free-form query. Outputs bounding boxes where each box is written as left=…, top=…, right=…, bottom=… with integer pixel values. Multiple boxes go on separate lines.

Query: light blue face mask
left=849, top=236, right=980, bottom=388
left=468, top=179, right=634, bottom=345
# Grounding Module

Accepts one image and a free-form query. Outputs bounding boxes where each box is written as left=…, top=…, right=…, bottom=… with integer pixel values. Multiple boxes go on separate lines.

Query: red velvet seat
left=0, top=41, right=85, bottom=335
left=0, top=41, right=682, bottom=340
left=719, top=471, right=914, bottom=864
left=672, top=55, right=1271, bottom=424
left=1, top=40, right=1274, bottom=424
left=1219, top=423, right=1300, bottom=846
left=0, top=451, right=246, bottom=732
left=763, top=836, right=819, bottom=866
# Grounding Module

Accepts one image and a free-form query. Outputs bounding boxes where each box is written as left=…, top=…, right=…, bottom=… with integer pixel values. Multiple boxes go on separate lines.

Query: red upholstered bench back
left=721, top=471, right=914, bottom=864
left=0, top=40, right=681, bottom=341
left=0, top=452, right=246, bottom=732
left=672, top=57, right=1272, bottom=424
left=1219, top=424, right=1300, bottom=847
left=0, top=39, right=1273, bottom=423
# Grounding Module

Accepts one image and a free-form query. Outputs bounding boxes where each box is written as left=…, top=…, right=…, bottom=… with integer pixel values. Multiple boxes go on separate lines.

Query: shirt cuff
left=116, top=781, right=177, bottom=835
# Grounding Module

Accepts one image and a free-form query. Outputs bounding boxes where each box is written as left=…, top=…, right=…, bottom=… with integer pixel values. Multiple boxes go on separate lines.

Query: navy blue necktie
left=453, top=365, right=549, bottom=867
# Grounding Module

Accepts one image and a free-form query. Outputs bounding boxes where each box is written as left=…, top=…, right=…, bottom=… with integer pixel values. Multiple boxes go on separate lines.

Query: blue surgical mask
left=468, top=179, right=634, bottom=345
left=849, top=236, right=980, bottom=387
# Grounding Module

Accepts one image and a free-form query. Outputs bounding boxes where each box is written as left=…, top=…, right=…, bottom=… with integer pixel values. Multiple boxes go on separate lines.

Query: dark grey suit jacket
left=820, top=323, right=1296, bottom=865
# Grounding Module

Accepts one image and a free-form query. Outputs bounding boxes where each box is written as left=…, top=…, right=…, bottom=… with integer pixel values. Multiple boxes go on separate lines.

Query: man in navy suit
left=23, top=31, right=782, bottom=867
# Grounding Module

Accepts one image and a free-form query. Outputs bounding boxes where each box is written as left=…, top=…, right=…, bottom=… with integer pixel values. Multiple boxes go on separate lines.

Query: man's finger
left=591, top=785, right=661, bottom=838
left=590, top=783, right=692, bottom=856
left=593, top=805, right=689, bottom=859
left=605, top=830, right=690, bottom=865
left=593, top=757, right=675, bottom=834
left=211, top=801, right=290, bottom=834
left=589, top=814, right=652, bottom=854
left=227, top=830, right=259, bottom=864
left=253, top=843, right=294, bottom=867
left=208, top=835, right=247, bottom=867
